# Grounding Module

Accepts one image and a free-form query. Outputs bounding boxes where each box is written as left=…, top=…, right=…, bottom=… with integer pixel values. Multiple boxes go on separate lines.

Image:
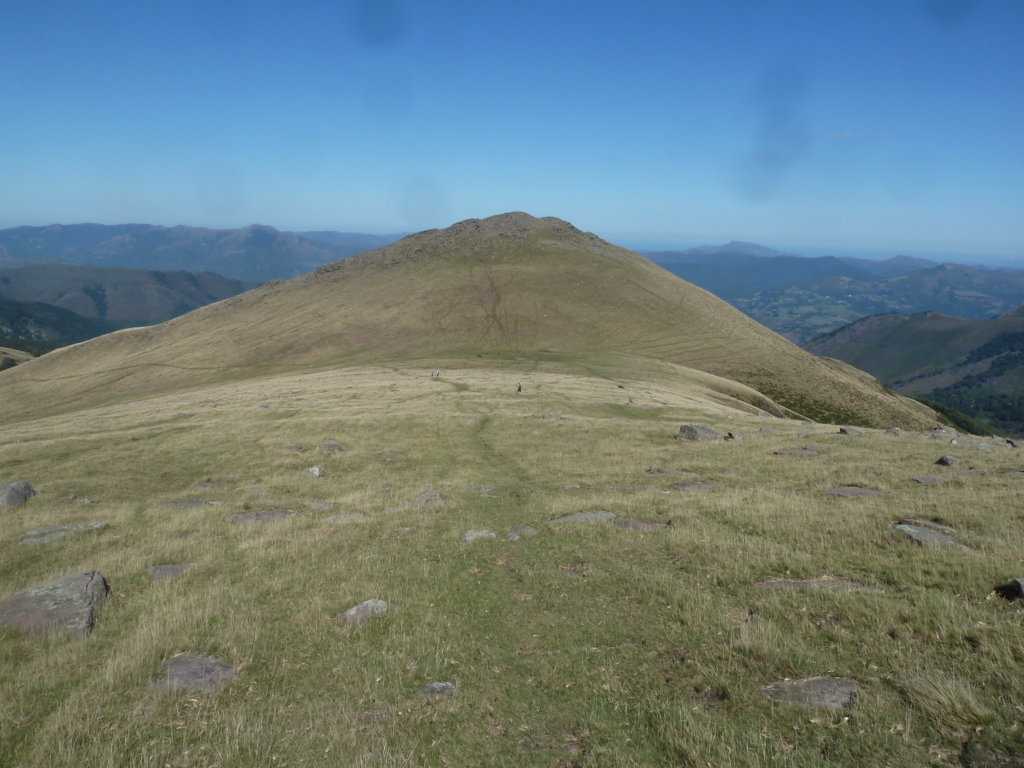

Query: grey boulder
left=0, top=481, right=35, bottom=510
left=0, top=570, right=109, bottom=636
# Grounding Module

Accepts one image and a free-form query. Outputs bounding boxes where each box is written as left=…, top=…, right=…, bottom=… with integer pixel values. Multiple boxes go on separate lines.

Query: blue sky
left=1, top=0, right=1021, bottom=262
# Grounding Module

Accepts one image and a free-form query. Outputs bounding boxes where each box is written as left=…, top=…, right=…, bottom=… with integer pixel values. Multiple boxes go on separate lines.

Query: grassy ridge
left=0, top=214, right=937, bottom=430
left=1, top=361, right=1021, bottom=767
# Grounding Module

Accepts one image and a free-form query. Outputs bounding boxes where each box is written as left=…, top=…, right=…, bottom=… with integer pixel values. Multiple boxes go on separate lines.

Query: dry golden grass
left=0, top=214, right=936, bottom=430
left=1, top=357, right=1022, bottom=767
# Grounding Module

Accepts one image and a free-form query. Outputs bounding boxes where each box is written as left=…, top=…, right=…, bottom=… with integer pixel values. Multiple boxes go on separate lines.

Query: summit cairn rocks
left=0, top=481, right=35, bottom=510
left=677, top=425, right=723, bottom=442
left=0, top=570, right=109, bottom=636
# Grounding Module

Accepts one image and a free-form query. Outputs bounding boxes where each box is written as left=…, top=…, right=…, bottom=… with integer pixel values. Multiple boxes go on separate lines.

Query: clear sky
left=1, top=0, right=1021, bottom=263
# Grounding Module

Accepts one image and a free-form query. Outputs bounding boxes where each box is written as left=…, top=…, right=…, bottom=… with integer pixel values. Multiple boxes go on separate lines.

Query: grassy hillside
left=1, top=360, right=1021, bottom=767
left=806, top=308, right=1024, bottom=435
left=0, top=264, right=254, bottom=325
left=0, top=213, right=935, bottom=430
left=0, top=298, right=118, bottom=350
left=0, top=346, right=32, bottom=371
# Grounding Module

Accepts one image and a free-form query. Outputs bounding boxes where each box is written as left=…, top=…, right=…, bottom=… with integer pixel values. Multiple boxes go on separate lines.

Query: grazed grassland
left=1, top=359, right=1022, bottom=767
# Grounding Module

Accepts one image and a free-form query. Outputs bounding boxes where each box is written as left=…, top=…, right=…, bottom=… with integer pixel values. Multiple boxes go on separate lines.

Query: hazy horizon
left=2, top=0, right=1021, bottom=264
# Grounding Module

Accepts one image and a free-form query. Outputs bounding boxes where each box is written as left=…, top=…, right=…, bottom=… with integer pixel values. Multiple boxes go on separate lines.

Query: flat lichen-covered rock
left=0, top=570, right=109, bottom=636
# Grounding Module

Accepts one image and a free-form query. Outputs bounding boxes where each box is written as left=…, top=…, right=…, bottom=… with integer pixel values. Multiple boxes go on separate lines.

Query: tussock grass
left=1, top=360, right=1022, bottom=766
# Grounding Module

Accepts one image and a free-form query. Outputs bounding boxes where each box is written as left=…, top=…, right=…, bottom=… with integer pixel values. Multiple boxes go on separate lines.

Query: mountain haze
left=0, top=264, right=254, bottom=325
left=806, top=306, right=1024, bottom=434
left=0, top=213, right=935, bottom=429
left=0, top=224, right=400, bottom=283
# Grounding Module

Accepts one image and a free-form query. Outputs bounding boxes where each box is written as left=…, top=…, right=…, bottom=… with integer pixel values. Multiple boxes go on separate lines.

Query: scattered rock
left=994, top=578, right=1024, bottom=601
left=328, top=511, right=370, bottom=524
left=0, top=481, right=36, bottom=510
left=891, top=523, right=966, bottom=548
left=160, top=498, right=215, bottom=508
left=914, top=475, right=949, bottom=485
left=22, top=521, right=108, bottom=545
left=899, top=518, right=956, bottom=533
left=318, top=443, right=344, bottom=454
left=148, top=564, right=192, bottom=583
left=646, top=465, right=669, bottom=475
left=886, top=427, right=903, bottom=436
left=559, top=483, right=582, bottom=490
left=763, top=677, right=859, bottom=711
left=673, top=481, right=715, bottom=491
left=774, top=448, right=819, bottom=457
left=305, top=465, right=324, bottom=478
left=756, top=578, right=883, bottom=594
left=936, top=455, right=960, bottom=466
left=0, top=570, right=109, bottom=636
left=309, top=501, right=333, bottom=511
left=613, top=518, right=668, bottom=532
left=927, top=427, right=958, bottom=440
left=548, top=510, right=616, bottom=526
left=419, top=681, right=456, bottom=696
left=341, top=599, right=388, bottom=625
left=411, top=490, right=442, bottom=508
left=228, top=509, right=300, bottom=525
left=1003, top=470, right=1024, bottom=477
left=505, top=525, right=539, bottom=541
left=460, top=529, right=496, bottom=543
left=193, top=480, right=223, bottom=490
left=156, top=653, right=236, bottom=692
left=677, top=425, right=723, bottom=442
left=826, top=487, right=883, bottom=498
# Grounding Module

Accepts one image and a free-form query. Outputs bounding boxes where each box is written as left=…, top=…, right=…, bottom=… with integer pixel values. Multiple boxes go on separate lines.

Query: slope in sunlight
left=0, top=213, right=936, bottom=429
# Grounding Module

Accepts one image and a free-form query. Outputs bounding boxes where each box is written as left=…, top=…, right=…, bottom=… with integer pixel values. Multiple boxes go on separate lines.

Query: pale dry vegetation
left=2, top=357, right=1023, bottom=767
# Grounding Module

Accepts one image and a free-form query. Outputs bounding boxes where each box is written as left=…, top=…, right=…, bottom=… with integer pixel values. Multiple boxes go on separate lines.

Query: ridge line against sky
left=1, top=0, right=1021, bottom=263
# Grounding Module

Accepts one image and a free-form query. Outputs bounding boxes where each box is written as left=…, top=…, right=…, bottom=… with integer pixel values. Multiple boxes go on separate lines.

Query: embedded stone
left=156, top=653, right=236, bottom=692
left=459, top=529, right=496, bottom=543
left=22, top=522, right=108, bottom=545
left=0, top=570, right=109, bottom=636
left=341, top=599, right=388, bottom=625
left=774, top=448, right=819, bottom=456
left=548, top=510, right=616, bottom=525
left=764, top=677, right=858, bottom=710
left=914, top=475, right=949, bottom=485
left=936, top=455, right=960, bottom=466
left=305, top=465, right=324, bottom=478
left=1, top=481, right=36, bottom=510
left=891, top=523, right=966, bottom=548
left=419, top=681, right=456, bottom=696
left=505, top=525, right=539, bottom=541
left=411, top=490, right=442, bottom=508
left=677, top=425, right=723, bottom=442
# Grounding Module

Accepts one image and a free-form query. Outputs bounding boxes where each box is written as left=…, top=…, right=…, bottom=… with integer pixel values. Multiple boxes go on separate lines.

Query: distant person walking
left=516, top=382, right=522, bottom=394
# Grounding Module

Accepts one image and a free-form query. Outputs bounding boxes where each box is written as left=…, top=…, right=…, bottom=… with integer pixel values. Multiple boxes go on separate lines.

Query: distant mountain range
left=647, top=244, right=1024, bottom=343
left=0, top=264, right=255, bottom=354
left=0, top=224, right=403, bottom=283
left=806, top=306, right=1024, bottom=435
